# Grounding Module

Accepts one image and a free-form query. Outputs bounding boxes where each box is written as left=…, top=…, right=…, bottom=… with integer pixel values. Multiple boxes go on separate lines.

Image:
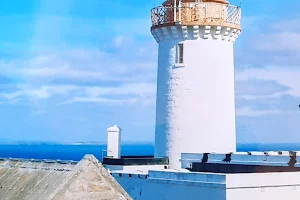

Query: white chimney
left=107, top=125, right=122, bottom=159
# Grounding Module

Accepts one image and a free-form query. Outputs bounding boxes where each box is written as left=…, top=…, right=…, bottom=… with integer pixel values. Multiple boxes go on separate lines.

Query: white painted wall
left=113, top=171, right=226, bottom=200
left=227, top=186, right=300, bottom=200
left=226, top=172, right=300, bottom=200
left=154, top=26, right=238, bottom=168
left=112, top=169, right=300, bottom=200
left=107, top=125, right=121, bottom=158
left=104, top=165, right=167, bottom=173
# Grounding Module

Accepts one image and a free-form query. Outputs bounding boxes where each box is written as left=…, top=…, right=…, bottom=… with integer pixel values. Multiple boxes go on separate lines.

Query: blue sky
left=0, top=0, right=299, bottom=144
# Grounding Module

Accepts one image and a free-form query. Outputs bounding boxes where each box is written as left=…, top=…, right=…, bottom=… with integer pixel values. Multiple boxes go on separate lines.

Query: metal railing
left=151, top=2, right=241, bottom=27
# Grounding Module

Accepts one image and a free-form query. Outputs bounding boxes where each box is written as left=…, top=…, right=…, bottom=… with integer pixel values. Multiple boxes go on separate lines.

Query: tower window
left=177, top=43, right=184, bottom=64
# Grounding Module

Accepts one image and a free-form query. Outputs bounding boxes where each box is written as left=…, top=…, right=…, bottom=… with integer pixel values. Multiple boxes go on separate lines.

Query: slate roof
left=0, top=155, right=132, bottom=200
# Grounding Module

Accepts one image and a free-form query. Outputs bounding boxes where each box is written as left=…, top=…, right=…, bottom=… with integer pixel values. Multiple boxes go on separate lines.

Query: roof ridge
left=49, top=154, right=132, bottom=200
left=0, top=154, right=132, bottom=200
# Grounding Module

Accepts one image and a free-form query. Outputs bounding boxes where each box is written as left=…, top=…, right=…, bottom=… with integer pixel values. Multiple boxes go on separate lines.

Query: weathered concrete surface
left=0, top=155, right=132, bottom=200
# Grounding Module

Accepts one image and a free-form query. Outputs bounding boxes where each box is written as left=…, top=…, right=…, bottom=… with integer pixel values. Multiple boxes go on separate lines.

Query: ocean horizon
left=1, top=143, right=300, bottom=162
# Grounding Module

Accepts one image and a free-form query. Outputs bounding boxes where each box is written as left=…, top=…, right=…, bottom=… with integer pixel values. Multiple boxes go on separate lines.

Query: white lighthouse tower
left=151, top=0, right=242, bottom=168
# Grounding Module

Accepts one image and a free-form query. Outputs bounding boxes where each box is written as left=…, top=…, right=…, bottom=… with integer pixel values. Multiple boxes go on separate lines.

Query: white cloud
left=236, top=93, right=286, bottom=101
left=235, top=66, right=300, bottom=117
left=0, top=82, right=156, bottom=107
left=236, top=67, right=300, bottom=98
left=22, top=67, right=107, bottom=81
left=84, top=83, right=155, bottom=97
left=235, top=79, right=290, bottom=98
left=64, top=82, right=156, bottom=105
left=0, top=43, right=157, bottom=82
left=0, top=31, right=158, bottom=105
left=272, top=18, right=300, bottom=33
left=1, top=91, right=23, bottom=100
left=62, top=97, right=139, bottom=105
left=0, top=85, right=78, bottom=101
left=255, top=32, right=300, bottom=53
left=114, top=35, right=124, bottom=48
left=236, top=107, right=281, bottom=117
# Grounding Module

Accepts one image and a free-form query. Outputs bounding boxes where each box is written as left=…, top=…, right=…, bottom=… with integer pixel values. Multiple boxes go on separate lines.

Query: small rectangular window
left=178, top=43, right=184, bottom=64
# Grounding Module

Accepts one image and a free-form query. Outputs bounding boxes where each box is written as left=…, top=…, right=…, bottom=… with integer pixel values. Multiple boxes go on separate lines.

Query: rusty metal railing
left=151, top=2, right=241, bottom=28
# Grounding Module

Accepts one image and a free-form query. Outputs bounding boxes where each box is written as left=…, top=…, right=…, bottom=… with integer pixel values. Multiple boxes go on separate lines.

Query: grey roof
left=0, top=155, right=132, bottom=200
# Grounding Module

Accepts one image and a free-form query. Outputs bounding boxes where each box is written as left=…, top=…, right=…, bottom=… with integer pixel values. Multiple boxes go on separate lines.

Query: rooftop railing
left=151, top=2, right=241, bottom=28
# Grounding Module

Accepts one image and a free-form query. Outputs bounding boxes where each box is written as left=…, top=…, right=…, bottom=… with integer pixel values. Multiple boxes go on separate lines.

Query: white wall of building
left=226, top=172, right=300, bottom=200
left=112, top=169, right=300, bottom=200
left=113, top=170, right=226, bottom=200
left=104, top=165, right=167, bottom=173
left=154, top=26, right=238, bottom=168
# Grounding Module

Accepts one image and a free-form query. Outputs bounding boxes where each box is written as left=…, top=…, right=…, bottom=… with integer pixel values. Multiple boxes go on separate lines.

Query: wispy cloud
left=0, top=85, right=78, bottom=100
left=235, top=16, right=300, bottom=68
left=113, top=35, right=125, bottom=49
left=236, top=107, right=281, bottom=117
left=61, top=97, right=139, bottom=105
left=255, top=32, right=300, bottom=53
left=0, top=82, right=156, bottom=106
left=235, top=80, right=290, bottom=96
left=236, top=67, right=300, bottom=98
left=0, top=47, right=157, bottom=83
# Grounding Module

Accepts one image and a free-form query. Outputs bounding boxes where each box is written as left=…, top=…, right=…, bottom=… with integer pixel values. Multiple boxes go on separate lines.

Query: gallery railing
left=151, top=2, right=241, bottom=28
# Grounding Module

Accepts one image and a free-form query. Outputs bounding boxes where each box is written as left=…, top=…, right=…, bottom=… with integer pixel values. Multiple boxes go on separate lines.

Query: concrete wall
left=226, top=172, right=300, bottom=200
left=113, top=171, right=226, bottom=200
left=105, top=165, right=167, bottom=173
left=112, top=169, right=300, bottom=200
left=153, top=25, right=239, bottom=168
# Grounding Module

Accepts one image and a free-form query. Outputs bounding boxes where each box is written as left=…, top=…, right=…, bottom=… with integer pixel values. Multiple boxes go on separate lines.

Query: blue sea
left=0, top=143, right=300, bottom=162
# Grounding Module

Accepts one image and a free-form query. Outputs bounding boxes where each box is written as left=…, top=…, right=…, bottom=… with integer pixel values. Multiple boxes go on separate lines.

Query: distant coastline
left=0, top=140, right=154, bottom=145
left=0, top=142, right=154, bottom=161
left=1, top=141, right=299, bottom=147
left=0, top=143, right=300, bottom=161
